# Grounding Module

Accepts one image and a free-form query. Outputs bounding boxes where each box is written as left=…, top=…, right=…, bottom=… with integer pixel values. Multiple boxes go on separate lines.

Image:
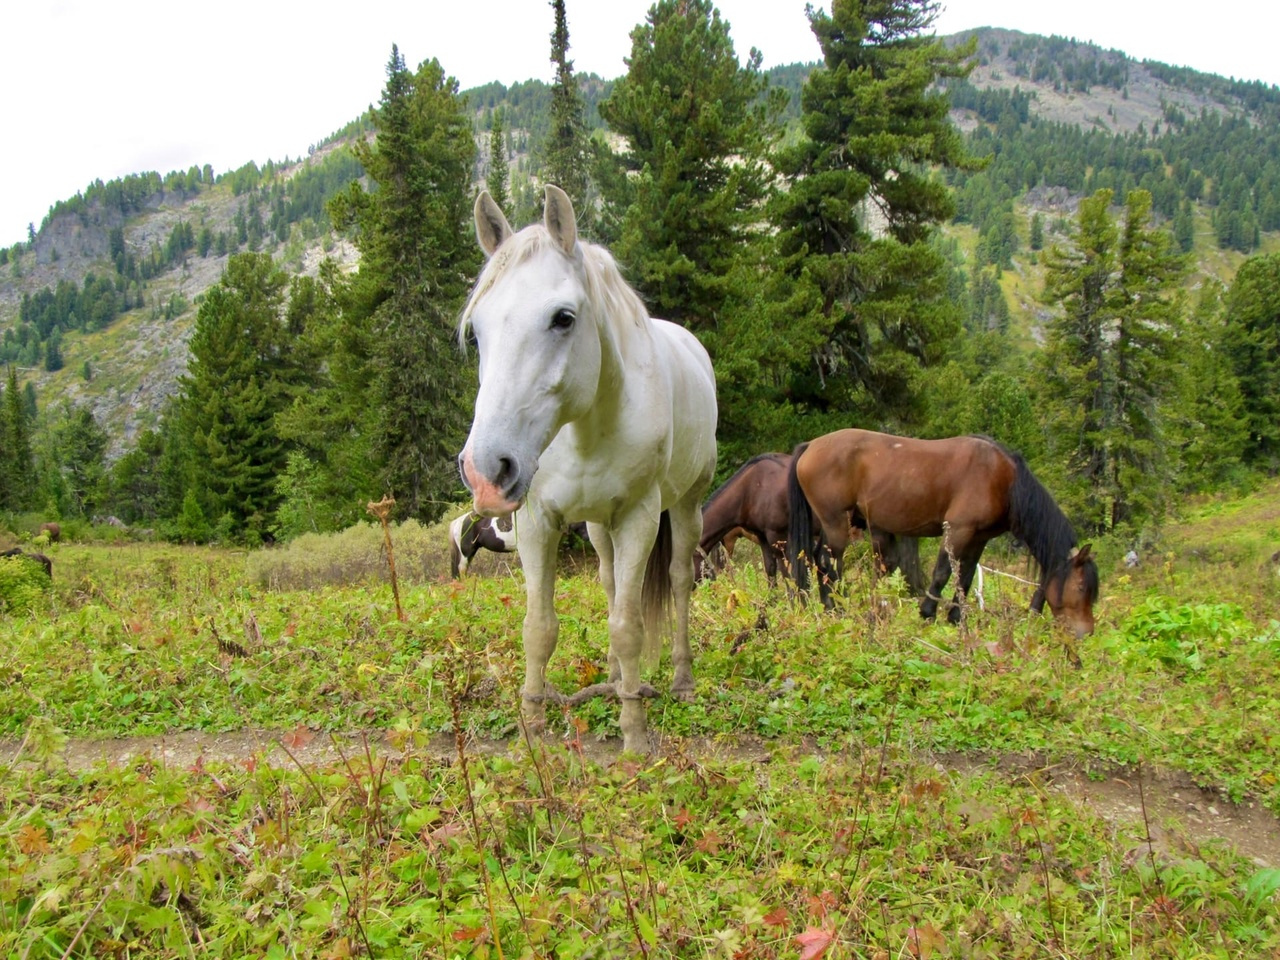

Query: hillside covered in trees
left=1, top=5, right=1278, bottom=549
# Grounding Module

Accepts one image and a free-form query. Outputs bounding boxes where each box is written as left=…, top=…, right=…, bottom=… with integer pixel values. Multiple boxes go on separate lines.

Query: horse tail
left=883, top=534, right=924, bottom=595
left=786, top=442, right=815, bottom=592
left=641, top=509, right=673, bottom=668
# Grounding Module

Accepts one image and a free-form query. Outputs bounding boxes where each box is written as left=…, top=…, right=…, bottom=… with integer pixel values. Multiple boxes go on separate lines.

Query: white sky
left=2, top=0, right=1276, bottom=247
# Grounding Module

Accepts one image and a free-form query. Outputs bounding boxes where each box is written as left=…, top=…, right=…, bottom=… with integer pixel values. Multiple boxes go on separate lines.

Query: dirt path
left=3, top=729, right=1277, bottom=869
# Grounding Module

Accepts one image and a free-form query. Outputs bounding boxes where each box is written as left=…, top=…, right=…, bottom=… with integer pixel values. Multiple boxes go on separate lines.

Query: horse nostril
left=495, top=457, right=516, bottom=492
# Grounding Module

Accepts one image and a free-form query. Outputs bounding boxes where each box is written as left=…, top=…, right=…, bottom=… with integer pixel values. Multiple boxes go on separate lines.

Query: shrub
left=246, top=518, right=454, bottom=590
left=0, top=554, right=52, bottom=614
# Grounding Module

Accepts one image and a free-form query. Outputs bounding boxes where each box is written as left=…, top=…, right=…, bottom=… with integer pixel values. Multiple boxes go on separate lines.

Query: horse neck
left=1008, top=461, right=1077, bottom=588
left=566, top=308, right=645, bottom=444
left=700, top=486, right=747, bottom=549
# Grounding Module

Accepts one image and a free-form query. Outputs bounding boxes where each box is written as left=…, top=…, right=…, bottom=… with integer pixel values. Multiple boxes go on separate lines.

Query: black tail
left=641, top=510, right=673, bottom=667
left=786, top=442, right=816, bottom=592
left=880, top=534, right=924, bottom=595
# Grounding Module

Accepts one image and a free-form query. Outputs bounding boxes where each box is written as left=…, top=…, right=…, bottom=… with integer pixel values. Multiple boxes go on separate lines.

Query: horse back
left=799, top=430, right=1015, bottom=537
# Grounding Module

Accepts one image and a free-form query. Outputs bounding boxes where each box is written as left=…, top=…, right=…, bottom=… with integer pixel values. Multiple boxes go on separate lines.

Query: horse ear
left=1073, top=543, right=1092, bottom=564
left=543, top=184, right=578, bottom=255
left=474, top=190, right=513, bottom=257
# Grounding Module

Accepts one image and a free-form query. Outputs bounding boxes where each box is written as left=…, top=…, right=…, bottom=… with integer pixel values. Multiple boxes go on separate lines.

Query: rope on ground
left=975, top=564, right=1040, bottom=612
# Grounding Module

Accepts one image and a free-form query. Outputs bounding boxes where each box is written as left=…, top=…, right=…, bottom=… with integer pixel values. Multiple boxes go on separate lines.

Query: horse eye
left=550, top=309, right=576, bottom=331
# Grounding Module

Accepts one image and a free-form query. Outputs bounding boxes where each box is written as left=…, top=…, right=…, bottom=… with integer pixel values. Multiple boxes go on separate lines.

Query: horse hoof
left=671, top=686, right=695, bottom=703
left=946, top=607, right=962, bottom=625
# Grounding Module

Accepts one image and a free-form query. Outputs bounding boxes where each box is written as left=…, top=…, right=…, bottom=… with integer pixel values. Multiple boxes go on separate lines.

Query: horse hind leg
left=665, top=496, right=703, bottom=701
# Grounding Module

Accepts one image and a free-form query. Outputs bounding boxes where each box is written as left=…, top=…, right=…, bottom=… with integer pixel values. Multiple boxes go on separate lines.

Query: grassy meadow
left=2, top=487, right=1279, bottom=957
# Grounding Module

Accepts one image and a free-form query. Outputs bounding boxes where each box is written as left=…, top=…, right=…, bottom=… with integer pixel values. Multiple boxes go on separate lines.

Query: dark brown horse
left=696, top=453, right=793, bottom=583
left=698, top=452, right=923, bottom=590
left=787, top=429, right=1097, bottom=637
left=1, top=548, right=53, bottom=579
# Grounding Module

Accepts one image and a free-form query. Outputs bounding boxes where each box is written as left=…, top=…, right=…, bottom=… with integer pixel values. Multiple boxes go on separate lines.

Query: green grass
left=3, top=492, right=1280, bottom=956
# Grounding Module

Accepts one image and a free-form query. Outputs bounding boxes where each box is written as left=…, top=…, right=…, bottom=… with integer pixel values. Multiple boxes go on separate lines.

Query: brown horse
left=698, top=452, right=924, bottom=590
left=1, top=548, right=53, bottom=579
left=787, top=429, right=1097, bottom=637
left=696, top=453, right=793, bottom=583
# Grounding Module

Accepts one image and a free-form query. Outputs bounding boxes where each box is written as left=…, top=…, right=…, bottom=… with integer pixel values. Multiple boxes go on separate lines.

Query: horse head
left=1044, top=543, right=1098, bottom=639
left=458, top=185, right=610, bottom=516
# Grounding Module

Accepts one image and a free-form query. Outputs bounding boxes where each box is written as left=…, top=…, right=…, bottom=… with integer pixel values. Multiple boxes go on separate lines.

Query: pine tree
left=1037, top=189, right=1188, bottom=531
left=542, top=0, right=590, bottom=207
left=54, top=404, right=109, bottom=518
left=2, top=366, right=37, bottom=510
left=486, top=109, right=510, bottom=215
left=597, top=0, right=783, bottom=330
left=1222, top=252, right=1280, bottom=468
left=770, top=0, right=977, bottom=428
left=1170, top=283, right=1249, bottom=490
left=294, top=47, right=479, bottom=523
left=1029, top=211, right=1045, bottom=251
left=0, top=374, right=9, bottom=510
left=176, top=252, right=299, bottom=542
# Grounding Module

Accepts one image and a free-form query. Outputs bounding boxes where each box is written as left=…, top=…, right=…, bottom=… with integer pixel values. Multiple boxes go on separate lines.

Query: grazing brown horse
left=787, top=429, right=1097, bottom=637
left=1, top=548, right=53, bottom=579
left=696, top=453, right=793, bottom=583
left=697, top=452, right=924, bottom=591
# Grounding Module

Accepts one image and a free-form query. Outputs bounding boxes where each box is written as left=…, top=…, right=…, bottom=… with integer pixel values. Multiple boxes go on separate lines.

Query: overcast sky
left=2, top=0, right=1277, bottom=247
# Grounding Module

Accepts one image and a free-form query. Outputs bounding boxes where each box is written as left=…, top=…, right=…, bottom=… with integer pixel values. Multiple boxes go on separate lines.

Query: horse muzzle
left=458, top=448, right=526, bottom=517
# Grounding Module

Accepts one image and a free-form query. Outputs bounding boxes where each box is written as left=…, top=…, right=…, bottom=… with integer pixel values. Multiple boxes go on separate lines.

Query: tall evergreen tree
left=292, top=47, right=479, bottom=522
left=542, top=0, right=590, bottom=207
left=597, top=0, right=783, bottom=330
left=1037, top=189, right=1187, bottom=531
left=53, top=404, right=109, bottom=518
left=1222, top=252, right=1280, bottom=469
left=2, top=366, right=37, bottom=510
left=176, top=252, right=299, bottom=542
left=770, top=0, right=977, bottom=428
left=486, top=108, right=511, bottom=215
left=1171, top=283, right=1249, bottom=490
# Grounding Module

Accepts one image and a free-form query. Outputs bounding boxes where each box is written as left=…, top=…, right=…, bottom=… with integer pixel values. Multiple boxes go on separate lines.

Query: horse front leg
left=516, top=521, right=561, bottom=736
left=948, top=554, right=982, bottom=625
left=920, top=545, right=954, bottom=621
left=607, top=505, right=661, bottom=753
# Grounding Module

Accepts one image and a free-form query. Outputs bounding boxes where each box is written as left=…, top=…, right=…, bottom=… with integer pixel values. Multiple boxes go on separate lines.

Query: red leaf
left=452, top=926, right=487, bottom=942
left=906, top=922, right=947, bottom=959
left=806, top=889, right=837, bottom=920
left=694, top=828, right=724, bottom=855
left=672, top=808, right=693, bottom=831
left=281, top=725, right=315, bottom=750
left=795, top=926, right=835, bottom=960
left=762, top=906, right=789, bottom=928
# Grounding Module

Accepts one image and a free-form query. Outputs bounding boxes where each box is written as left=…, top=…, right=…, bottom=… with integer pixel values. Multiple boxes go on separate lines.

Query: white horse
left=458, top=185, right=718, bottom=753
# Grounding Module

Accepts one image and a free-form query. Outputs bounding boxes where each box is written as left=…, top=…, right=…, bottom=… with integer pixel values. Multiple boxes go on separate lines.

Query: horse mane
left=703, top=452, right=788, bottom=511
left=459, top=225, right=649, bottom=345
left=993, top=439, right=1099, bottom=604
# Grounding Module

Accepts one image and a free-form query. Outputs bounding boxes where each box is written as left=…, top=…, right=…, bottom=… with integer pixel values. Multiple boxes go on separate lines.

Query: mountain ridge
left=2, top=25, right=1276, bottom=459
